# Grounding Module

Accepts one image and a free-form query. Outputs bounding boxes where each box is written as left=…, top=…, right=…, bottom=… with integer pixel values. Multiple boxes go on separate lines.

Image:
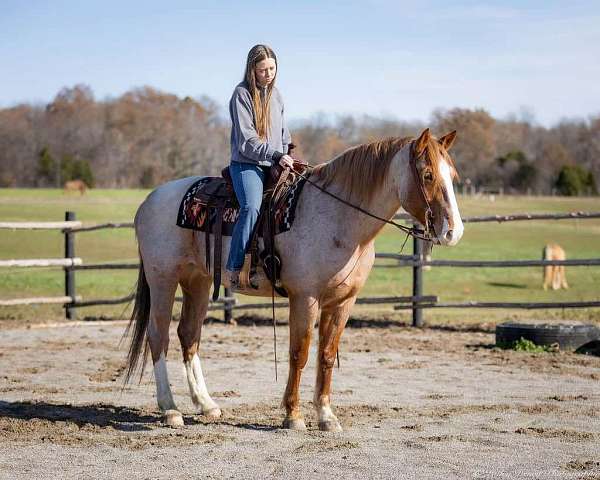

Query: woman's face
left=254, top=57, right=276, bottom=87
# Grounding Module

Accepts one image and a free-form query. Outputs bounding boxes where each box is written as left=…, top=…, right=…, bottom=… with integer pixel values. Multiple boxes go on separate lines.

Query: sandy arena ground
left=1, top=317, right=599, bottom=480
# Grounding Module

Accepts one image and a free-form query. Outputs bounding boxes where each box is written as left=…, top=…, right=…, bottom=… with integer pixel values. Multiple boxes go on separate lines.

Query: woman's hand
left=279, top=154, right=294, bottom=169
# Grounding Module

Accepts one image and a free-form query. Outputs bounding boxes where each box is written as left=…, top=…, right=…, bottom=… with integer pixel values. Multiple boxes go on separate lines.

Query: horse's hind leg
left=314, top=298, right=356, bottom=432
left=560, top=266, right=569, bottom=289
left=178, top=275, right=221, bottom=418
left=552, top=267, right=561, bottom=290
left=146, top=276, right=183, bottom=427
left=543, top=266, right=551, bottom=290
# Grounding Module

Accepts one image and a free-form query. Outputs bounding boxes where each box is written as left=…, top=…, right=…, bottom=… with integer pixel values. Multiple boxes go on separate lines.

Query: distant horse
left=543, top=243, right=569, bottom=290
left=63, top=179, right=88, bottom=195
left=125, top=129, right=464, bottom=430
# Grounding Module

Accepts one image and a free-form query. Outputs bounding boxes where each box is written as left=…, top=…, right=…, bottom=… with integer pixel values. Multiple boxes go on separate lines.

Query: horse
left=63, top=179, right=88, bottom=195
left=543, top=243, right=569, bottom=290
left=124, top=128, right=464, bottom=431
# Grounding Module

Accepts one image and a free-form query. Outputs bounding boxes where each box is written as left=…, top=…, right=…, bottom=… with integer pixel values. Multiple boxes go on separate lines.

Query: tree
left=432, top=108, right=497, bottom=187
left=555, top=165, right=597, bottom=196
left=495, top=150, right=538, bottom=192
left=37, top=147, right=56, bottom=186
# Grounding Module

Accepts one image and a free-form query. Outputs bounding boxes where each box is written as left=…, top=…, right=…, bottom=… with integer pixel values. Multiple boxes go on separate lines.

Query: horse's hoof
left=282, top=418, right=307, bottom=430
left=204, top=407, right=222, bottom=419
left=319, top=419, right=342, bottom=432
left=164, top=409, right=184, bottom=428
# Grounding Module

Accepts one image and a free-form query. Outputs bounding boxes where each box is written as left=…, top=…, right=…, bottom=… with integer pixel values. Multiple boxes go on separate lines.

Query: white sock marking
left=185, top=353, right=219, bottom=412
left=154, top=353, right=177, bottom=411
left=318, top=405, right=336, bottom=422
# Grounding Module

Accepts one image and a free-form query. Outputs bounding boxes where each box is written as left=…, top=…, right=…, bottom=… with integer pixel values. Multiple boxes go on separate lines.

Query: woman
left=225, top=44, right=294, bottom=288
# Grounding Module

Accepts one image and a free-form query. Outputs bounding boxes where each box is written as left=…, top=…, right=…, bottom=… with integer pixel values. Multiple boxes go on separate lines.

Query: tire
left=496, top=322, right=600, bottom=351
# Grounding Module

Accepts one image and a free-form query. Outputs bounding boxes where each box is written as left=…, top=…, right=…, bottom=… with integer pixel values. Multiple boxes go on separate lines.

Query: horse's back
left=543, top=243, right=565, bottom=261
left=137, top=176, right=202, bottom=224
left=135, top=176, right=205, bottom=265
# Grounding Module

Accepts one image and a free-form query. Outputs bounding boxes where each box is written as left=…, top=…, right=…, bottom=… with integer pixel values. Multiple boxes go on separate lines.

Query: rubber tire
left=496, top=322, right=600, bottom=351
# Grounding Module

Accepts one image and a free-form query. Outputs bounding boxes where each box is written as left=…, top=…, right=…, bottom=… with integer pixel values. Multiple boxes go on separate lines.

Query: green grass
left=1, top=188, right=599, bottom=324
left=497, top=337, right=558, bottom=353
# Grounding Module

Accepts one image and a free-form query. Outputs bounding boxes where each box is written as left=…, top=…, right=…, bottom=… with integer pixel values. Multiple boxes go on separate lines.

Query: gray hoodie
left=229, top=81, right=291, bottom=167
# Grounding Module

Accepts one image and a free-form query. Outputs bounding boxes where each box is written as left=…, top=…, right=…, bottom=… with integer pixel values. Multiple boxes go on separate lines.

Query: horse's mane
left=312, top=135, right=454, bottom=203
left=312, top=137, right=412, bottom=203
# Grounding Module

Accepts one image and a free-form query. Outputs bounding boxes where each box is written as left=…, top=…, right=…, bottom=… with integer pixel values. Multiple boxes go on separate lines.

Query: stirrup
left=239, top=254, right=259, bottom=289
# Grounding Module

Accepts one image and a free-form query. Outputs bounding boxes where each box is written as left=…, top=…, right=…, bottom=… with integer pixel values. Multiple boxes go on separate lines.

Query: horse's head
left=399, top=128, right=464, bottom=246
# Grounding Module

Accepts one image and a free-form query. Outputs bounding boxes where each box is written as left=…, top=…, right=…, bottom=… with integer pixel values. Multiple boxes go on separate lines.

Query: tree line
left=0, top=84, right=598, bottom=195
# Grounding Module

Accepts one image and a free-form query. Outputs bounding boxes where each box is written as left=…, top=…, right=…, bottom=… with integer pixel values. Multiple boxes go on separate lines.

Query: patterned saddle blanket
left=176, top=175, right=307, bottom=236
left=175, top=169, right=309, bottom=300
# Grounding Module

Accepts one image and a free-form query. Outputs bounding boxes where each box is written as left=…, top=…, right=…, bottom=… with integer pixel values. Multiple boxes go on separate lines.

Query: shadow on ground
left=0, top=400, right=159, bottom=431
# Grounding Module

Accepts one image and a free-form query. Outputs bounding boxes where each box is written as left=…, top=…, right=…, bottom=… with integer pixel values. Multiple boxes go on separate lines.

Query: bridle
left=409, top=143, right=436, bottom=239
left=294, top=140, right=437, bottom=243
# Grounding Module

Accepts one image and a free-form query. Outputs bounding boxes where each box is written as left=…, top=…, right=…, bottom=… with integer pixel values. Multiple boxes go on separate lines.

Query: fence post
left=412, top=231, right=424, bottom=327
left=223, top=287, right=233, bottom=324
left=64, top=211, right=76, bottom=320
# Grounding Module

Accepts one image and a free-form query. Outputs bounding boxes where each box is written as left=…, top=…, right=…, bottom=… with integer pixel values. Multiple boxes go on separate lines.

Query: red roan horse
left=125, top=129, right=464, bottom=430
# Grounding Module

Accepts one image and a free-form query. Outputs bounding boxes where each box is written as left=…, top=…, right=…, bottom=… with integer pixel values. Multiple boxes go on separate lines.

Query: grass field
left=1, top=188, right=599, bottom=325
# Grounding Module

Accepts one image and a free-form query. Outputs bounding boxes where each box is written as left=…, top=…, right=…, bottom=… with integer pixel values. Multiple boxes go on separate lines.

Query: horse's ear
left=439, top=130, right=457, bottom=151
left=414, top=128, right=431, bottom=154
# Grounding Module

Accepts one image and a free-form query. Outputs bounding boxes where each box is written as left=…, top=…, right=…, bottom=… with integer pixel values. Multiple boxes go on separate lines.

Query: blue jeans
left=226, top=161, right=267, bottom=271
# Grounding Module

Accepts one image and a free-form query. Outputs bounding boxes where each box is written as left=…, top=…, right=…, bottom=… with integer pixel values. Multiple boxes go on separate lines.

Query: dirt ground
left=1, top=316, right=599, bottom=480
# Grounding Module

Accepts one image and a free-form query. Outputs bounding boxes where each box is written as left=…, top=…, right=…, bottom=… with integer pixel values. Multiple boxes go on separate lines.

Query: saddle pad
left=176, top=176, right=308, bottom=236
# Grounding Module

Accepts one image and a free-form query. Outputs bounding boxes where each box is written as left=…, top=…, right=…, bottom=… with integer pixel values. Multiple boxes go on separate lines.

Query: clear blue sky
left=1, top=0, right=599, bottom=126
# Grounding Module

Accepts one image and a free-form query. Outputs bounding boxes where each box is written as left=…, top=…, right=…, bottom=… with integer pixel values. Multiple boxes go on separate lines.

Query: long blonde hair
left=244, top=44, right=277, bottom=140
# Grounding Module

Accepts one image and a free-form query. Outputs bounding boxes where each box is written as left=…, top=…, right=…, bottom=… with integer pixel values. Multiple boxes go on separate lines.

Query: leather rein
left=293, top=141, right=437, bottom=243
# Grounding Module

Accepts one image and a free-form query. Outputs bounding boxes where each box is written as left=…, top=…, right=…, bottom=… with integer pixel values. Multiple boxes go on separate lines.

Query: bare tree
left=0, top=85, right=598, bottom=194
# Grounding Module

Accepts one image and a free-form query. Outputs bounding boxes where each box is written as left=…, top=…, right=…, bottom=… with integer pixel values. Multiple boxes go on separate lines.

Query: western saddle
left=197, top=150, right=310, bottom=300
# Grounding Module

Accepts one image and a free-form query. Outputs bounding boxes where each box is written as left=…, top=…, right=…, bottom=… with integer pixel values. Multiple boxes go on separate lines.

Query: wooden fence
left=2, top=210, right=600, bottom=325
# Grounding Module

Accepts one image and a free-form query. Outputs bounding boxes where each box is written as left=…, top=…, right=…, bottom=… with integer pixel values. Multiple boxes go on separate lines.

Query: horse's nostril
left=445, top=230, right=453, bottom=241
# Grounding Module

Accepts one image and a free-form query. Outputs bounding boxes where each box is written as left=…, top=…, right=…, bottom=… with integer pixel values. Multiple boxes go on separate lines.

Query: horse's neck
left=314, top=168, right=401, bottom=248
left=355, top=182, right=401, bottom=246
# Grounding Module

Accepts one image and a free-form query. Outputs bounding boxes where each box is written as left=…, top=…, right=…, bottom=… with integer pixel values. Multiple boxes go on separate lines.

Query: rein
left=293, top=142, right=436, bottom=242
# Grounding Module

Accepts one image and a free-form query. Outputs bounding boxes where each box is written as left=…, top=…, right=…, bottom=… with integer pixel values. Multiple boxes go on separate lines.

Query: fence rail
left=0, top=295, right=81, bottom=307
left=2, top=210, right=599, bottom=324
left=385, top=257, right=600, bottom=267
left=0, top=221, right=82, bottom=230
left=0, top=258, right=82, bottom=268
left=394, top=301, right=600, bottom=310
left=392, top=211, right=600, bottom=223
left=66, top=222, right=134, bottom=233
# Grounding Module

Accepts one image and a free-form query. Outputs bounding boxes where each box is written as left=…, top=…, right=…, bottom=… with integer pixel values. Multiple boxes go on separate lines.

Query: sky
left=1, top=0, right=599, bottom=126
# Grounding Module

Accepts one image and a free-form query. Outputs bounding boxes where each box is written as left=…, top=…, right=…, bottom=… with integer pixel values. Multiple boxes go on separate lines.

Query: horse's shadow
left=0, top=400, right=159, bottom=432
left=209, top=419, right=279, bottom=432
left=0, top=400, right=281, bottom=432
left=487, top=282, right=528, bottom=289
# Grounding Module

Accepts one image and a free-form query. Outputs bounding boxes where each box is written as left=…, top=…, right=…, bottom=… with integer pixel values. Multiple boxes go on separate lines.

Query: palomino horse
left=124, top=128, right=464, bottom=431
left=543, top=243, right=569, bottom=290
left=63, top=179, right=88, bottom=195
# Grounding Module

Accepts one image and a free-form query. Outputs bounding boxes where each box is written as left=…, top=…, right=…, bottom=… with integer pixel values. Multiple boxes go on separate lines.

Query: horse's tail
left=542, top=244, right=548, bottom=260
left=123, top=254, right=151, bottom=384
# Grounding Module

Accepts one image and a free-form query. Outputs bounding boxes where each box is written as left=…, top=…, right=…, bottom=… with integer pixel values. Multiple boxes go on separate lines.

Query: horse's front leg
left=314, top=298, right=355, bottom=432
left=282, top=294, right=319, bottom=430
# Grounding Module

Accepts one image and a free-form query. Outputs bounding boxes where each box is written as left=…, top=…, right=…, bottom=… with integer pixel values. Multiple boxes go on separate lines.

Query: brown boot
left=226, top=270, right=241, bottom=290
